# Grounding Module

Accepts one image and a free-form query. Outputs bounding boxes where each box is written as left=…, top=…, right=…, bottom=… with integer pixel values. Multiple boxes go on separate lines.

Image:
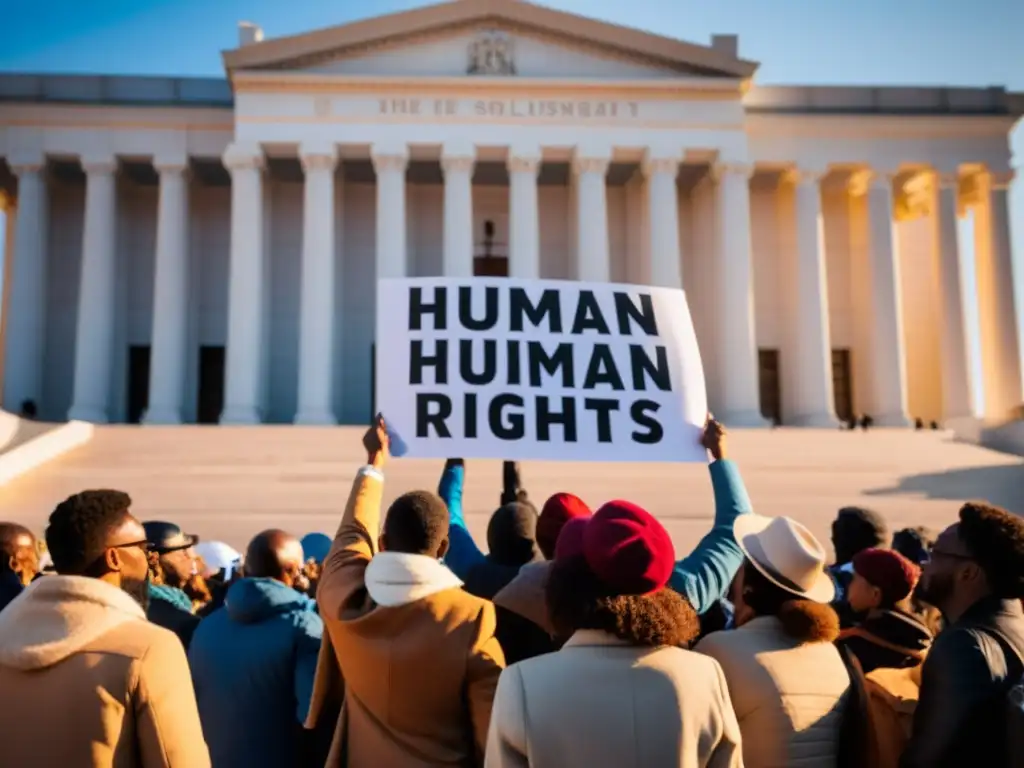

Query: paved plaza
left=0, top=426, right=1021, bottom=558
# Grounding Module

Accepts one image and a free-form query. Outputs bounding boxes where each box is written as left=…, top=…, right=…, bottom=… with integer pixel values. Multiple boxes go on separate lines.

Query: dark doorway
left=474, top=255, right=509, bottom=277
left=126, top=345, right=151, bottom=424
left=758, top=348, right=782, bottom=426
left=832, top=348, right=854, bottom=423
left=473, top=219, right=509, bottom=277
left=197, top=345, right=225, bottom=424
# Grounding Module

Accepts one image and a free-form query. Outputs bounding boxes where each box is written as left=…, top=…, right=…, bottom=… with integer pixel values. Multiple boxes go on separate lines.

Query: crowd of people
left=0, top=415, right=1022, bottom=767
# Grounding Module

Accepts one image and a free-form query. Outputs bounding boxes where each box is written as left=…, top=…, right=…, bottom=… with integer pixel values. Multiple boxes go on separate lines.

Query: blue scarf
left=148, top=582, right=193, bottom=613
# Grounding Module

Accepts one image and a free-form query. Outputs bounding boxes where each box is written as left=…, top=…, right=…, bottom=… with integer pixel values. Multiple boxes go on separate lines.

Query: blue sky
left=0, top=0, right=1022, bottom=414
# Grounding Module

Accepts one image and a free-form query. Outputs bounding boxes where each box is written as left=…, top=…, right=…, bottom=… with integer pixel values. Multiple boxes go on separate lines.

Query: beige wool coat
left=485, top=629, right=743, bottom=768
left=306, top=467, right=505, bottom=767
left=697, top=616, right=851, bottom=768
left=0, top=575, right=210, bottom=768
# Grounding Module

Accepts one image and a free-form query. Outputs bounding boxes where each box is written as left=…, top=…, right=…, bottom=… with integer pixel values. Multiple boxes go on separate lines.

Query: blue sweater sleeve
left=438, top=463, right=486, bottom=579
left=668, top=459, right=752, bottom=615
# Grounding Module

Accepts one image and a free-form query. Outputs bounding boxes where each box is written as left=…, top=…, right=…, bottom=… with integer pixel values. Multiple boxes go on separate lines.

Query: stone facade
left=0, top=0, right=1021, bottom=427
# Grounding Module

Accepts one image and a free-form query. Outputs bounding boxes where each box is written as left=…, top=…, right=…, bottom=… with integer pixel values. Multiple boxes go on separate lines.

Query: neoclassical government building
left=0, top=0, right=1020, bottom=428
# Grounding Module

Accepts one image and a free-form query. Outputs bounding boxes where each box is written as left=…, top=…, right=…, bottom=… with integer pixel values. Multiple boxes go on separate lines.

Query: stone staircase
left=0, top=425, right=1021, bottom=554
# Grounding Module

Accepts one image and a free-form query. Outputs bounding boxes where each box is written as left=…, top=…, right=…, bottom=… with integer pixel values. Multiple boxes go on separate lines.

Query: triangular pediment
left=223, top=0, right=758, bottom=79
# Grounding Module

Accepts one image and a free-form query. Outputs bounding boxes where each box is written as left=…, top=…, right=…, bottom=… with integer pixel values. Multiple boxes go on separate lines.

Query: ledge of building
left=0, top=73, right=1020, bottom=118
left=746, top=85, right=1024, bottom=117
left=0, top=412, right=93, bottom=486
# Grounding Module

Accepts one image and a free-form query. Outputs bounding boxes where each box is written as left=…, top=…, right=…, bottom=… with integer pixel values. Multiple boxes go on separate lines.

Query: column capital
left=572, top=156, right=609, bottom=176
left=441, top=154, right=475, bottom=174
left=154, top=155, right=189, bottom=175
left=789, top=167, right=828, bottom=186
left=642, top=156, right=680, bottom=178
left=713, top=162, right=754, bottom=180
left=222, top=142, right=265, bottom=172
left=507, top=154, right=541, bottom=174
left=81, top=154, right=118, bottom=175
left=371, top=150, right=408, bottom=174
left=300, top=152, right=338, bottom=174
left=990, top=169, right=1016, bottom=190
left=8, top=151, right=45, bottom=175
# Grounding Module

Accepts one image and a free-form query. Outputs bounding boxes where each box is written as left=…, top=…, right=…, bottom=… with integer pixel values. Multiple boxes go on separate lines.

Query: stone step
left=0, top=425, right=1020, bottom=557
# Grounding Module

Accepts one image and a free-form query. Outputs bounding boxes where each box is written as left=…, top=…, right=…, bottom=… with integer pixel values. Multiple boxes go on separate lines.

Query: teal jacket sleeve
left=438, top=462, right=486, bottom=579
left=668, top=459, right=752, bottom=615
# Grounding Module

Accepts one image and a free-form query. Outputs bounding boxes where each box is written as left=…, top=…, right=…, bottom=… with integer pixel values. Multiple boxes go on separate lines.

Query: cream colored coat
left=0, top=575, right=210, bottom=768
left=485, top=630, right=743, bottom=768
left=697, top=617, right=850, bottom=768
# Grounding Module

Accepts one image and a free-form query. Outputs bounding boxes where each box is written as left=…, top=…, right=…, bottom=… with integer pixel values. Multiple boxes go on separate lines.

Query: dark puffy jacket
left=902, top=597, right=1024, bottom=768
left=146, top=582, right=199, bottom=650
left=837, top=608, right=933, bottom=674
left=188, top=577, right=323, bottom=768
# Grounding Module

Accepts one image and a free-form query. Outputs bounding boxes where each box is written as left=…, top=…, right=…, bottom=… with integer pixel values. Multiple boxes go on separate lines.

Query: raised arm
left=439, top=459, right=487, bottom=579
left=316, top=419, right=388, bottom=621
left=669, top=418, right=752, bottom=615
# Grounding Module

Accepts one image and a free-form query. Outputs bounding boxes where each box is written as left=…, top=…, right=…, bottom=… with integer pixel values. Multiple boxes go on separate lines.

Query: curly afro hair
left=958, top=502, right=1024, bottom=599
left=45, top=490, right=132, bottom=575
left=546, top=555, right=700, bottom=648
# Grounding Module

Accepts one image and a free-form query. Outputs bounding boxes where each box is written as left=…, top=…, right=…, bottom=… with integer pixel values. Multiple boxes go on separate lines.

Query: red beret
left=554, top=517, right=589, bottom=561
left=565, top=500, right=675, bottom=596
left=853, top=547, right=920, bottom=605
left=537, top=493, right=592, bottom=559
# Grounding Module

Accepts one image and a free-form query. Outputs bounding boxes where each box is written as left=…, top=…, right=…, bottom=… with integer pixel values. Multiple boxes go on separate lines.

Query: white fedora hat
left=734, top=514, right=835, bottom=604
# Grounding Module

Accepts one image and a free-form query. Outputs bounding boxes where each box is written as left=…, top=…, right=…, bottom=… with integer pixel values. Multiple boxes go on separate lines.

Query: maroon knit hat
left=537, top=493, right=592, bottom=559
left=853, top=547, right=920, bottom=605
left=555, top=500, right=675, bottom=596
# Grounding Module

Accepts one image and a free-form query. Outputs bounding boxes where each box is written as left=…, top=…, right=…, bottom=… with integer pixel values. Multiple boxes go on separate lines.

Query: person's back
left=700, top=616, right=849, bottom=767
left=496, top=640, right=738, bottom=767
left=0, top=574, right=209, bottom=768
left=307, top=423, right=504, bottom=767
left=189, top=574, right=322, bottom=767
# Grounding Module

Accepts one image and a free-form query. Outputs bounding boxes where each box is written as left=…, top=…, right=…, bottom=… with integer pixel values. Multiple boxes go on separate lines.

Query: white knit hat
left=194, top=541, right=241, bottom=579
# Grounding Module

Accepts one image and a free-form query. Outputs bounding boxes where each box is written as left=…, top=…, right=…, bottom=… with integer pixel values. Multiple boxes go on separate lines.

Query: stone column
left=572, top=153, right=611, bottom=283
left=865, top=172, right=911, bottom=426
left=142, top=157, right=190, bottom=424
left=295, top=144, right=339, bottom=425
left=371, top=146, right=409, bottom=280
left=508, top=147, right=541, bottom=279
left=3, top=154, right=48, bottom=414
left=715, top=163, right=768, bottom=426
left=985, top=171, right=1023, bottom=415
left=790, top=170, right=838, bottom=426
left=220, top=142, right=266, bottom=425
left=643, top=153, right=683, bottom=288
left=68, top=155, right=118, bottom=423
left=935, top=172, right=974, bottom=421
left=442, top=145, right=475, bottom=278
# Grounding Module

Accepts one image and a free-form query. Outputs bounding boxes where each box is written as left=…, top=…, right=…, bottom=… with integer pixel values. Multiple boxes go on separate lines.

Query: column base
left=219, top=405, right=262, bottom=425
left=789, top=412, right=842, bottom=428
left=67, top=404, right=109, bottom=424
left=141, top=407, right=183, bottom=425
left=294, top=410, right=338, bottom=426
left=718, top=409, right=772, bottom=428
left=871, top=412, right=913, bottom=428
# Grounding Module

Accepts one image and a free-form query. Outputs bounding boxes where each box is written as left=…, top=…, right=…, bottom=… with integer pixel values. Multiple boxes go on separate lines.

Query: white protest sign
left=375, top=277, right=708, bottom=462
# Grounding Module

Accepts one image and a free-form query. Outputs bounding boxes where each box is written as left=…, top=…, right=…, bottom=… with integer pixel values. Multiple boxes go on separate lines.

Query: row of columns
left=2, top=149, right=1016, bottom=427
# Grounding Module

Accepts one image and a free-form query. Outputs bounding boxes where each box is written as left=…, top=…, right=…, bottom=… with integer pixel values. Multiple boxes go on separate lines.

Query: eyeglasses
left=109, top=540, right=155, bottom=554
